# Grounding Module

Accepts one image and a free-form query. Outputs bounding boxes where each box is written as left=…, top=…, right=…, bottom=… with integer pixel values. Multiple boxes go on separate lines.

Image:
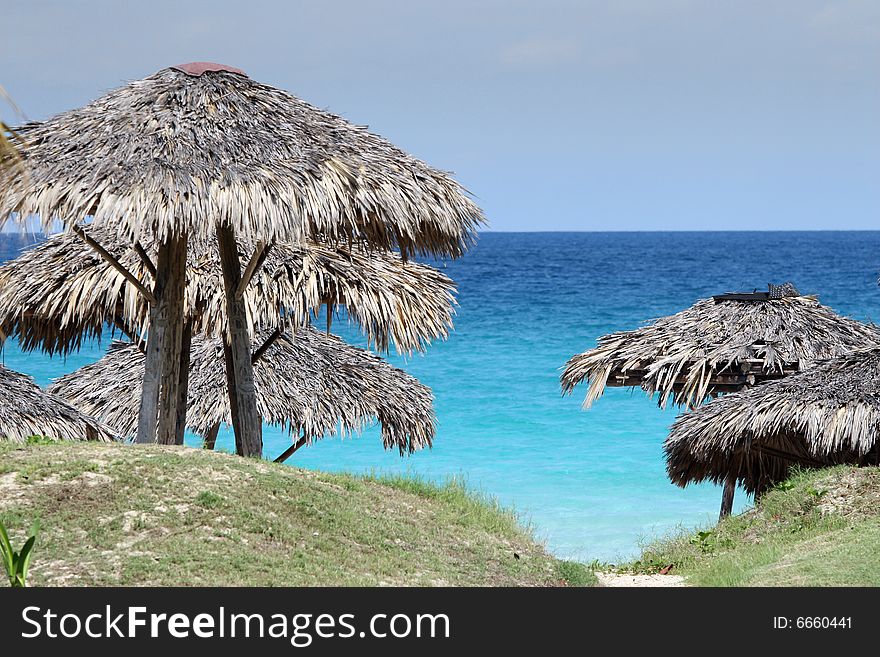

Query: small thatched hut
left=666, top=348, right=880, bottom=497
left=0, top=226, right=457, bottom=356
left=48, top=326, right=434, bottom=458
left=560, top=283, right=880, bottom=517
left=561, top=286, right=880, bottom=410
left=0, top=365, right=115, bottom=443
left=0, top=63, right=483, bottom=452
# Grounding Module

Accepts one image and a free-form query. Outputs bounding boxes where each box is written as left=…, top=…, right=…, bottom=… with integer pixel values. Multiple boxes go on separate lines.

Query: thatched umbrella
left=48, top=326, right=434, bottom=457
left=666, top=348, right=880, bottom=497
left=0, top=225, right=457, bottom=356
left=0, top=62, right=483, bottom=454
left=0, top=364, right=115, bottom=443
left=561, top=283, right=880, bottom=517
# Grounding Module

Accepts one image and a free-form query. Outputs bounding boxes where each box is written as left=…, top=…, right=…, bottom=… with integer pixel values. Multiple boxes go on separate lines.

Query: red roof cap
left=171, top=62, right=247, bottom=77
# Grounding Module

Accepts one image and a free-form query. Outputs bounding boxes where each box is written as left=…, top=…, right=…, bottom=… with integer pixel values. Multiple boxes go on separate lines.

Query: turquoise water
left=3, top=231, right=880, bottom=561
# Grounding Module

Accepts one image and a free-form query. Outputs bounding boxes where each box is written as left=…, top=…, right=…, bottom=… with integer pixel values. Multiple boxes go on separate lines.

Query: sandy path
left=595, top=572, right=685, bottom=587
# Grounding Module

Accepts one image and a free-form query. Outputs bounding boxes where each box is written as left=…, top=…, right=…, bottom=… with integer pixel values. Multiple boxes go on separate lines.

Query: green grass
left=630, top=465, right=880, bottom=586
left=0, top=441, right=594, bottom=587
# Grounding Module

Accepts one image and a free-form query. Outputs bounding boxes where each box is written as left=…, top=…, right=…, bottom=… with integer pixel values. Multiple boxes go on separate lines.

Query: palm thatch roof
left=48, top=326, right=434, bottom=454
left=665, top=348, right=880, bottom=495
left=0, top=225, right=456, bottom=355
left=561, top=288, right=880, bottom=409
left=0, top=64, right=483, bottom=256
left=0, top=364, right=115, bottom=443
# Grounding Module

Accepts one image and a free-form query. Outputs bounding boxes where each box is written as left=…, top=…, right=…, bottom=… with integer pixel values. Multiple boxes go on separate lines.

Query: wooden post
left=273, top=435, right=309, bottom=463
left=135, top=238, right=175, bottom=444
left=235, top=241, right=271, bottom=300
left=135, top=322, right=161, bottom=443
left=133, top=241, right=157, bottom=278
left=173, top=321, right=192, bottom=446
left=719, top=475, right=736, bottom=521
left=76, top=229, right=183, bottom=447
left=684, top=400, right=738, bottom=522
left=203, top=423, right=221, bottom=450
left=251, top=327, right=283, bottom=364
left=217, top=223, right=262, bottom=457
left=221, top=339, right=243, bottom=455
left=155, top=235, right=188, bottom=445
left=72, top=225, right=157, bottom=305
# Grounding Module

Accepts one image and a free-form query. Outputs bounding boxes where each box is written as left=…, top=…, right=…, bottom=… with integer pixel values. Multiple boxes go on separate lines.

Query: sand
left=595, top=572, right=685, bottom=587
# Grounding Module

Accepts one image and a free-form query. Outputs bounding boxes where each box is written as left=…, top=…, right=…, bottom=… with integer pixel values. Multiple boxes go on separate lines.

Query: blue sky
left=2, top=0, right=878, bottom=231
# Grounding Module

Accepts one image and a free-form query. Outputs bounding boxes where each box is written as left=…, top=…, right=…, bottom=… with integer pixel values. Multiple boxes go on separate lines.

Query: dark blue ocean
left=3, top=231, right=880, bottom=561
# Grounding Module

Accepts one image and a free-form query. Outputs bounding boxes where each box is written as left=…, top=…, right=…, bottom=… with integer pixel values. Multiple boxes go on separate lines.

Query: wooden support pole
left=235, top=241, right=271, bottom=301
left=71, top=225, right=157, bottom=305
left=273, top=435, right=309, bottom=464
left=251, top=327, right=283, bottom=365
left=133, top=241, right=157, bottom=279
left=217, top=223, right=263, bottom=458
left=682, top=400, right=739, bottom=522
left=203, top=423, right=221, bottom=451
left=751, top=443, right=825, bottom=468
left=135, top=321, right=162, bottom=443
left=719, top=475, right=736, bottom=521
left=135, top=238, right=175, bottom=444
left=221, top=339, right=243, bottom=455
left=155, top=234, right=188, bottom=446
left=173, top=321, right=192, bottom=446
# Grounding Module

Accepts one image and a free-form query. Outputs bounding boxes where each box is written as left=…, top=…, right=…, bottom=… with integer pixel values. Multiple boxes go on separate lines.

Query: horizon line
left=476, top=228, right=880, bottom=234
left=4, top=227, right=880, bottom=237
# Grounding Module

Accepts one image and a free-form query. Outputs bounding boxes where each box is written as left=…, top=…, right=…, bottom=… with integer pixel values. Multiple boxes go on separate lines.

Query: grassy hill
left=0, top=441, right=593, bottom=587
left=631, top=465, right=880, bottom=586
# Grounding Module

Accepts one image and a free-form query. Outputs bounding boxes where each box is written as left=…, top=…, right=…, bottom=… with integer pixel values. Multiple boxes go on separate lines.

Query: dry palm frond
left=561, top=293, right=880, bottom=409
left=665, top=348, right=880, bottom=494
left=0, top=121, right=24, bottom=180
left=0, top=365, right=115, bottom=443
left=48, top=326, right=434, bottom=454
left=0, top=86, right=25, bottom=182
left=0, top=65, right=484, bottom=256
left=0, top=225, right=456, bottom=355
